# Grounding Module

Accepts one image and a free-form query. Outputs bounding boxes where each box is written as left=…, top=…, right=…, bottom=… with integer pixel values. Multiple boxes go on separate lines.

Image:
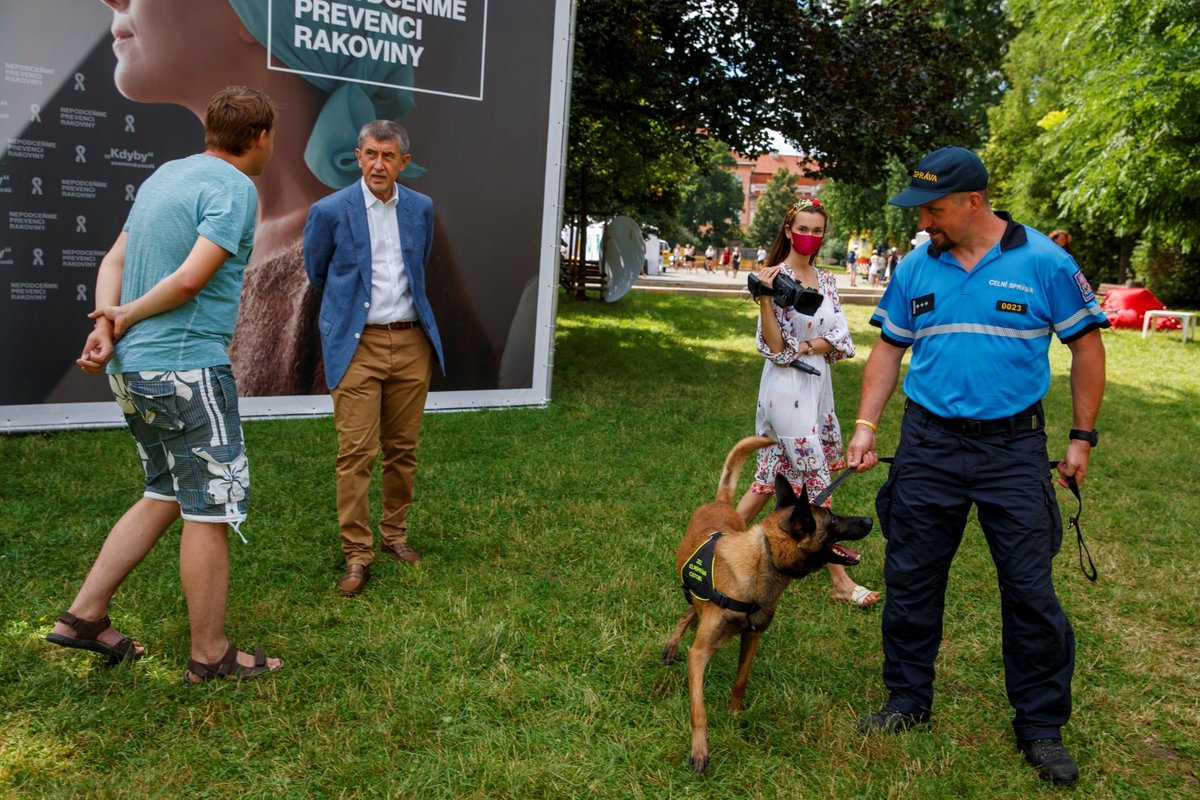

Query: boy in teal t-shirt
left=46, top=87, right=285, bottom=685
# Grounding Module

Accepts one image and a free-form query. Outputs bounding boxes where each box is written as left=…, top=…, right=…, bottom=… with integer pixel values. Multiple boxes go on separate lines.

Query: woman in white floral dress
left=735, top=198, right=879, bottom=606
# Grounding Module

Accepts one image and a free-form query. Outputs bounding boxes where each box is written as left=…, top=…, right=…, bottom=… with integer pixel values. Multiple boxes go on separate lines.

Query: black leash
left=812, top=458, right=895, bottom=506
left=813, top=457, right=1096, bottom=581
left=1051, top=461, right=1097, bottom=582
left=811, top=465, right=859, bottom=506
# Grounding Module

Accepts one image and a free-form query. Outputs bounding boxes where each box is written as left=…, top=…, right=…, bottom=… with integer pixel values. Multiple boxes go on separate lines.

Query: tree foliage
left=917, top=0, right=1014, bottom=134
left=756, top=0, right=1010, bottom=250
left=1032, top=0, right=1200, bottom=248
left=677, top=141, right=745, bottom=245
left=767, top=1, right=987, bottom=182
left=984, top=0, right=1200, bottom=298
left=565, top=0, right=1001, bottom=232
left=818, top=178, right=886, bottom=252
left=820, top=157, right=918, bottom=253
left=745, top=167, right=798, bottom=250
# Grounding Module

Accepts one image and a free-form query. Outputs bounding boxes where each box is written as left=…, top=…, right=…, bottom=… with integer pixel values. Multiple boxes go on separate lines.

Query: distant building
left=728, top=150, right=823, bottom=230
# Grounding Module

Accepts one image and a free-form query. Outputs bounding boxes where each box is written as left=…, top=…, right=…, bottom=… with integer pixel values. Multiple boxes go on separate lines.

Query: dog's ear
left=774, top=475, right=816, bottom=536
left=787, top=482, right=816, bottom=536
left=774, top=474, right=797, bottom=509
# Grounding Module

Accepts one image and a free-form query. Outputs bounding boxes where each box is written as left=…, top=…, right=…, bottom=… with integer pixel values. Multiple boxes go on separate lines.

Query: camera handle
left=790, top=360, right=821, bottom=377
left=746, top=272, right=770, bottom=299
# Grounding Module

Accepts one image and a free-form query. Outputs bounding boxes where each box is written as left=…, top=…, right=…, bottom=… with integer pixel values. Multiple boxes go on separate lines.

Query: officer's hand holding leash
left=846, top=423, right=880, bottom=473
left=1056, top=436, right=1095, bottom=488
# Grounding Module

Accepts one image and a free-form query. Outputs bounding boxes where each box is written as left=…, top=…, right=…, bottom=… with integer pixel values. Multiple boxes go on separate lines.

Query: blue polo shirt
left=870, top=213, right=1110, bottom=420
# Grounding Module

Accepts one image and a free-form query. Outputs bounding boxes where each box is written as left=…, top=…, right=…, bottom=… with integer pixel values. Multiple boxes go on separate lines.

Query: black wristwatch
left=1068, top=428, right=1100, bottom=447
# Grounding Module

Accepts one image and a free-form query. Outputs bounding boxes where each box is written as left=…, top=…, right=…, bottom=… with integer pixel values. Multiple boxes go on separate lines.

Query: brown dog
left=662, top=436, right=873, bottom=773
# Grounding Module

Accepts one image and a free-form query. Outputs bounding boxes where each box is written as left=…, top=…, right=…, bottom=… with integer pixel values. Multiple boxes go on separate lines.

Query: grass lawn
left=2, top=290, right=1198, bottom=799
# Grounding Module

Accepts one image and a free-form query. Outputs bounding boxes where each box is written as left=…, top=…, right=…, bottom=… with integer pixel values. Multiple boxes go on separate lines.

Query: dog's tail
left=716, top=436, right=775, bottom=505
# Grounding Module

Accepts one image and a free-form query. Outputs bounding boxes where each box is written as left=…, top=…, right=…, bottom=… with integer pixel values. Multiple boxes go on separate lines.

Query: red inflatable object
left=1099, top=286, right=1180, bottom=330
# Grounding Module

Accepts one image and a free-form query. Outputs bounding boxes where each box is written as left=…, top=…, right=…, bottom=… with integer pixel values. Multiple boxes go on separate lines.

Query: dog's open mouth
left=829, top=544, right=862, bottom=566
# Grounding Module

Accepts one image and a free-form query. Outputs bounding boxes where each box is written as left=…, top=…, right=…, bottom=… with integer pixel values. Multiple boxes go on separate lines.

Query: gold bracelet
left=854, top=418, right=878, bottom=432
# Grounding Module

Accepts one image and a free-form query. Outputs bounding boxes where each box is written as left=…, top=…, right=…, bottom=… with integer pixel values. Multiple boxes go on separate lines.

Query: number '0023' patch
left=996, top=300, right=1027, bottom=314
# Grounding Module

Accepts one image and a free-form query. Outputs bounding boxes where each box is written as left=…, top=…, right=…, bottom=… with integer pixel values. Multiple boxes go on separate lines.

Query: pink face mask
left=791, top=233, right=824, bottom=257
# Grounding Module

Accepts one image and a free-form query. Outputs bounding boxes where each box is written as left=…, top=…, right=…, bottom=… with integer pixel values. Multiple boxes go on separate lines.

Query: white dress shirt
left=360, top=178, right=417, bottom=324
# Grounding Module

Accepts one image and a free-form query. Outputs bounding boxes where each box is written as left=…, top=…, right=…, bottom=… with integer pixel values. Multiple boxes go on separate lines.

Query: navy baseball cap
left=889, top=146, right=989, bottom=207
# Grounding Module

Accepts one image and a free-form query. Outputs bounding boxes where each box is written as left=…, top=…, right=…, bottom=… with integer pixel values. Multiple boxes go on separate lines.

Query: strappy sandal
left=45, top=611, right=143, bottom=664
left=834, top=584, right=881, bottom=607
left=184, top=644, right=280, bottom=684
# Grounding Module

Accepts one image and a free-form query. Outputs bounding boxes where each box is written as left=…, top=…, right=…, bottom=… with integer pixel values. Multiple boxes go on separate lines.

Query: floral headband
left=783, top=197, right=823, bottom=225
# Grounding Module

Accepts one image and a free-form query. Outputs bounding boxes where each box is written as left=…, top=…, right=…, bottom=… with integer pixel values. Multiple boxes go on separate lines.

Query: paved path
left=634, top=265, right=886, bottom=306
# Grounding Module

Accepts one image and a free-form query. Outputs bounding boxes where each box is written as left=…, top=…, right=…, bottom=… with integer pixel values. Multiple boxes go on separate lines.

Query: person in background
left=738, top=198, right=880, bottom=607
left=848, top=146, right=1109, bottom=786
left=884, top=247, right=899, bottom=283
left=721, top=246, right=732, bottom=277
left=1048, top=229, right=1074, bottom=256
left=48, top=86, right=284, bottom=684
left=1048, top=230, right=1093, bottom=291
left=90, top=0, right=497, bottom=396
left=846, top=248, right=858, bottom=286
left=731, top=246, right=742, bottom=276
left=304, top=120, right=445, bottom=597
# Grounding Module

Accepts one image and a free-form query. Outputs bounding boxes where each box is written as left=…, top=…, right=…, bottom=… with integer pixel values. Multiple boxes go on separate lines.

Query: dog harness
left=680, top=531, right=761, bottom=614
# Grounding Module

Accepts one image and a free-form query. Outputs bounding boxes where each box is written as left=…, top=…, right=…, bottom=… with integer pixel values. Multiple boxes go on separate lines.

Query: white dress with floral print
left=751, top=265, right=855, bottom=502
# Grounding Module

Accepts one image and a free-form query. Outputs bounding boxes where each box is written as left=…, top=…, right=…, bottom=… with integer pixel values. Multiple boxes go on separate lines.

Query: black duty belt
left=818, top=456, right=1097, bottom=582
left=906, top=399, right=1043, bottom=437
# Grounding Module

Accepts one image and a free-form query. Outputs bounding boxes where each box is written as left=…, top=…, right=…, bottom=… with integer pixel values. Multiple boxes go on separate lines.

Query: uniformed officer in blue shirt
left=846, top=146, right=1109, bottom=786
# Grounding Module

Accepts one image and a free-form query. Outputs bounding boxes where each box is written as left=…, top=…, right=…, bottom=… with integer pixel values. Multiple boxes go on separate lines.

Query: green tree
left=566, top=1, right=1005, bottom=232
left=1036, top=0, right=1200, bottom=249
left=984, top=0, right=1200, bottom=297
left=746, top=167, right=799, bottom=251
left=1142, top=246, right=1200, bottom=309
left=922, top=0, right=1015, bottom=135
left=768, top=0, right=1005, bottom=182
left=678, top=142, right=745, bottom=245
left=820, top=157, right=918, bottom=252
left=765, top=1, right=1012, bottom=255
left=565, top=0, right=773, bottom=234
left=819, top=178, right=885, bottom=252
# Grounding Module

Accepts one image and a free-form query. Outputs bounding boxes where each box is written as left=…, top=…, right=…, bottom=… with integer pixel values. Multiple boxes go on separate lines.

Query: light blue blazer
left=303, top=182, right=446, bottom=389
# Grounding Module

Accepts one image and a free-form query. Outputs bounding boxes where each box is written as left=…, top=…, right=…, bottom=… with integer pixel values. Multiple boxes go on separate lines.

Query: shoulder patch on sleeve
left=1074, top=271, right=1095, bottom=303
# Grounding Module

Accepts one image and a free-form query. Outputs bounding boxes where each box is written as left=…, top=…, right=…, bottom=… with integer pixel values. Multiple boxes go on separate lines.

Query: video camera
left=747, top=273, right=824, bottom=376
left=747, top=272, right=824, bottom=316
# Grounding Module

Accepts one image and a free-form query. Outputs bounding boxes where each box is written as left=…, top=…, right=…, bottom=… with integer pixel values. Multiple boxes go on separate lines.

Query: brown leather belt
left=364, top=320, right=418, bottom=331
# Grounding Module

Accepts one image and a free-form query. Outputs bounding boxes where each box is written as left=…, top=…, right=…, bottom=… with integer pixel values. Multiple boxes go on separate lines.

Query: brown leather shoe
left=382, top=542, right=422, bottom=564
left=338, top=564, right=369, bottom=596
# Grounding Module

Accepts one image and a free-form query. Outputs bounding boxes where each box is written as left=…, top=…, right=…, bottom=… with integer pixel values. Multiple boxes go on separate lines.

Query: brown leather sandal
left=45, top=611, right=143, bottom=664
left=184, top=644, right=280, bottom=684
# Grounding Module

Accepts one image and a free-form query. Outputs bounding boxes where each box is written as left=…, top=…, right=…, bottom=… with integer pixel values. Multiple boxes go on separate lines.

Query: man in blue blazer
left=303, top=120, right=446, bottom=596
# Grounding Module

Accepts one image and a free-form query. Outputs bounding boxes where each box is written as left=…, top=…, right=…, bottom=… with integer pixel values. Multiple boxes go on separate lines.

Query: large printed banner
left=1, top=0, right=572, bottom=431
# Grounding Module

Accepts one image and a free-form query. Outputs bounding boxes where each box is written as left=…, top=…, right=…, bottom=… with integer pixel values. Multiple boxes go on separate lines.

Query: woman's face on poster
left=99, top=0, right=251, bottom=102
